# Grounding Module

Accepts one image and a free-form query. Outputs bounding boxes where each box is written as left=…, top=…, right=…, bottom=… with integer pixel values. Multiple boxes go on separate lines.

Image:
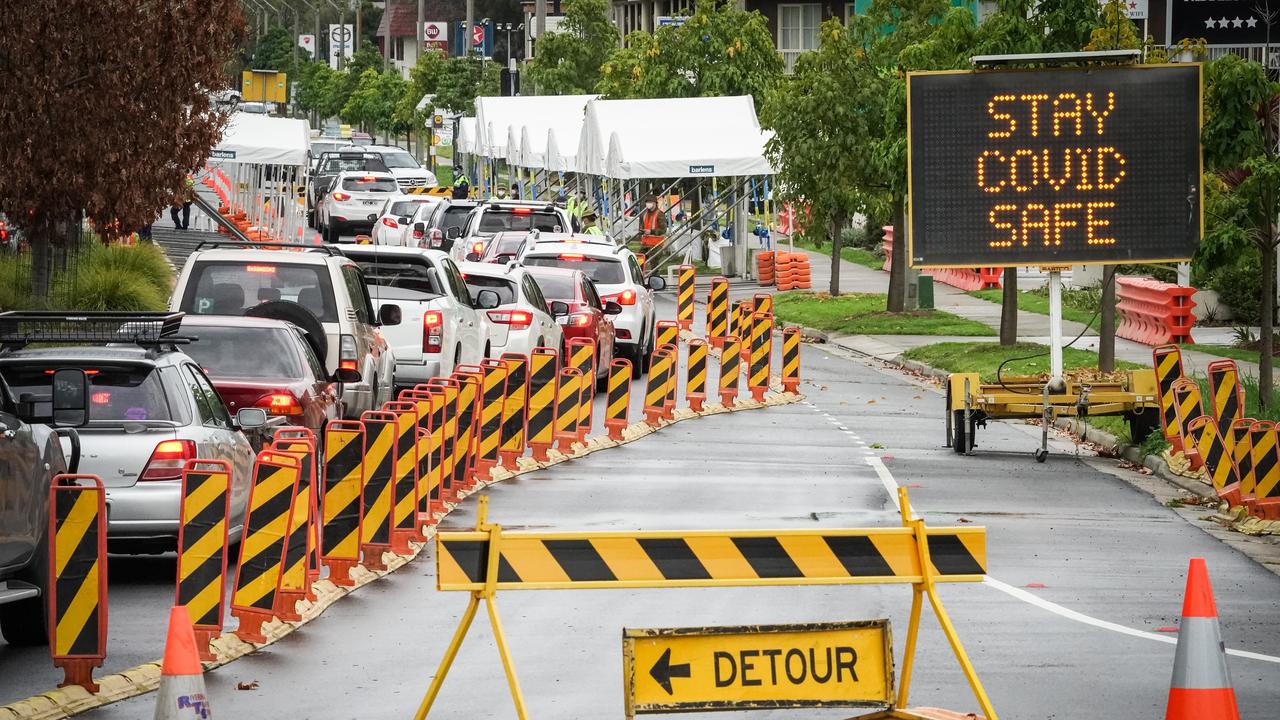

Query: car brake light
left=422, top=310, right=444, bottom=353
left=560, top=253, right=584, bottom=261
left=362, top=175, right=377, bottom=181
left=487, top=309, right=532, bottom=327
left=604, top=289, right=636, bottom=306
left=570, top=313, right=592, bottom=327
left=140, top=439, right=196, bottom=481
left=340, top=334, right=359, bottom=371
left=512, top=207, right=531, bottom=214
left=382, top=217, right=400, bottom=229
left=472, top=241, right=484, bottom=255
left=91, top=391, right=110, bottom=405
left=413, top=226, right=425, bottom=240
left=256, top=392, right=304, bottom=416
left=245, top=264, right=276, bottom=273
left=429, top=228, right=442, bottom=247
left=332, top=191, right=351, bottom=201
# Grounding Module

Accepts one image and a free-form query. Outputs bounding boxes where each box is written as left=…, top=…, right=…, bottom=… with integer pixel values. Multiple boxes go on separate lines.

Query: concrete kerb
left=0, top=371, right=802, bottom=720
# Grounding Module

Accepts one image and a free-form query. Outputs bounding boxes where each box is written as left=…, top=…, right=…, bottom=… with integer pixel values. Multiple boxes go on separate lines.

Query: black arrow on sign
left=649, top=648, right=691, bottom=695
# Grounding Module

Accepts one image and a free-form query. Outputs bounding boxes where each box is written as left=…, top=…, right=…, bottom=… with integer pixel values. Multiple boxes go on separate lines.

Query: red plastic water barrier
left=1116, top=276, right=1196, bottom=345
left=881, top=226, right=893, bottom=273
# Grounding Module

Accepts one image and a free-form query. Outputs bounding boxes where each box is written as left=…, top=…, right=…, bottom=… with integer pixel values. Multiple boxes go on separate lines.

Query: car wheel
left=325, top=223, right=339, bottom=245
left=0, top=528, right=50, bottom=646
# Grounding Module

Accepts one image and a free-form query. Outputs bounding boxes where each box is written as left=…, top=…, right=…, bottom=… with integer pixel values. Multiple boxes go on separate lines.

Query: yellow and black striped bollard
left=781, top=326, right=801, bottom=393
left=1233, top=418, right=1257, bottom=505
left=456, top=370, right=485, bottom=492
left=232, top=452, right=302, bottom=642
left=499, top=353, right=530, bottom=468
left=177, top=460, right=232, bottom=661
left=605, top=358, right=633, bottom=439
left=568, top=339, right=596, bottom=436
left=676, top=264, right=696, bottom=329
left=321, top=421, right=365, bottom=588
left=555, top=366, right=584, bottom=451
left=402, top=389, right=437, bottom=534
left=1248, top=420, right=1277, bottom=513
left=425, top=378, right=458, bottom=506
left=644, top=348, right=673, bottom=426
left=685, top=339, right=708, bottom=412
left=385, top=401, right=420, bottom=555
left=753, top=292, right=773, bottom=315
left=271, top=434, right=316, bottom=621
left=1207, top=359, right=1244, bottom=440
left=656, top=320, right=679, bottom=350
left=477, top=359, right=509, bottom=481
left=737, top=301, right=755, bottom=363
left=1188, top=417, right=1241, bottom=506
left=1153, top=345, right=1185, bottom=450
left=706, top=276, right=729, bottom=348
left=423, top=386, right=449, bottom=514
left=273, top=428, right=322, bottom=589
left=49, top=474, right=107, bottom=692
left=719, top=335, right=741, bottom=407
left=1171, top=379, right=1204, bottom=471
left=357, top=411, right=397, bottom=572
left=527, top=347, right=559, bottom=461
left=657, top=342, right=678, bottom=419
left=748, top=312, right=773, bottom=401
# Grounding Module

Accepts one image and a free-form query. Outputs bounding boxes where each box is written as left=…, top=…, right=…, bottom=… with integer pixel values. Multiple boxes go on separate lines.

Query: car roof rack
left=0, top=311, right=193, bottom=350
left=193, top=239, right=342, bottom=256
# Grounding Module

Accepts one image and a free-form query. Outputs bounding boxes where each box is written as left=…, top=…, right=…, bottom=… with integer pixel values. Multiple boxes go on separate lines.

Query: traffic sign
left=472, top=23, right=485, bottom=47
left=906, top=64, right=1202, bottom=268
left=623, top=621, right=893, bottom=716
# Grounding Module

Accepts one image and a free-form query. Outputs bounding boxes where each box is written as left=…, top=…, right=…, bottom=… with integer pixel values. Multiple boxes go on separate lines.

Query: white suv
left=457, top=201, right=574, bottom=261
left=317, top=171, right=401, bottom=243
left=519, top=234, right=664, bottom=372
left=457, top=261, right=563, bottom=358
left=171, top=244, right=399, bottom=418
left=362, top=145, right=439, bottom=192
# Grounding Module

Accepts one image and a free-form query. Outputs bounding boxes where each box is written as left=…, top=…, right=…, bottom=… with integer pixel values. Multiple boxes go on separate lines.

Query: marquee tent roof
left=473, top=94, right=595, bottom=160
left=456, top=117, right=478, bottom=155
left=210, top=113, right=310, bottom=166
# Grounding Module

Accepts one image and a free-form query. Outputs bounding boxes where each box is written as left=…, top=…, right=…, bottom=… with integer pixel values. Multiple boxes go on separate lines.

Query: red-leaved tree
left=0, top=0, right=246, bottom=299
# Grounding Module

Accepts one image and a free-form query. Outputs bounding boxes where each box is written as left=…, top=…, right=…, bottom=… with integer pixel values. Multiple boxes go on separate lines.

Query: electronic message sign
left=907, top=65, right=1201, bottom=268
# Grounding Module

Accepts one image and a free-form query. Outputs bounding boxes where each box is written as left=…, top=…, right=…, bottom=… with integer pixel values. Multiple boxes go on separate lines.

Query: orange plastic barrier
left=1116, top=276, right=1197, bottom=345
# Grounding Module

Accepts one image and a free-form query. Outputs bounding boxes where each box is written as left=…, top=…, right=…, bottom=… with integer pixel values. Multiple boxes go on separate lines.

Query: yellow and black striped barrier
left=657, top=342, right=678, bottom=419
left=567, top=338, right=596, bottom=436
left=49, top=474, right=108, bottom=692
left=781, top=326, right=801, bottom=393
left=719, top=335, right=741, bottom=407
left=753, top=292, right=774, bottom=316
left=1188, top=417, right=1241, bottom=505
left=416, top=490, right=997, bottom=720
left=527, top=347, right=559, bottom=461
left=428, top=376, right=463, bottom=502
left=1251, top=421, right=1280, bottom=510
left=676, top=264, right=696, bottom=330
left=644, top=347, right=674, bottom=426
left=177, top=461, right=232, bottom=662
left=358, top=411, right=397, bottom=572
left=402, top=388, right=440, bottom=530
left=232, top=452, right=301, bottom=643
left=748, top=312, right=773, bottom=401
left=1153, top=345, right=1185, bottom=451
left=321, top=421, right=365, bottom=587
left=403, top=185, right=452, bottom=197
left=1207, top=359, right=1244, bottom=440
left=385, top=401, right=421, bottom=554
left=455, top=371, right=484, bottom=492
left=271, top=432, right=316, bottom=621
left=656, top=320, right=679, bottom=351
left=686, top=339, right=708, bottom=412
left=1172, top=379, right=1204, bottom=471
left=499, top=353, right=530, bottom=468
left=1232, top=418, right=1257, bottom=503
left=707, top=276, right=729, bottom=348
left=422, top=386, right=449, bottom=513
left=555, top=366, right=584, bottom=451
left=274, top=428, right=323, bottom=588
left=605, top=358, right=632, bottom=440
left=477, top=359, right=509, bottom=481
left=737, top=301, right=755, bottom=363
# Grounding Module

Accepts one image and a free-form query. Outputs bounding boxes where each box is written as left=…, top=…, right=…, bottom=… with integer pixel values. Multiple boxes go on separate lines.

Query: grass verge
left=1182, top=343, right=1261, bottom=364
left=774, top=292, right=995, bottom=336
left=788, top=236, right=883, bottom=271
left=966, top=288, right=1100, bottom=329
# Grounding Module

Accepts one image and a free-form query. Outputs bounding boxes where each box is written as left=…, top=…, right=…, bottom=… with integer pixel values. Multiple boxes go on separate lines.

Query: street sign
left=906, top=64, right=1202, bottom=268
left=1171, top=0, right=1265, bottom=44
left=472, top=23, right=485, bottom=47
left=423, top=20, right=448, bottom=41
left=328, top=24, right=354, bottom=69
left=623, top=621, right=893, bottom=716
left=1104, top=0, right=1146, bottom=19
left=656, top=15, right=689, bottom=27
left=298, top=34, right=316, bottom=59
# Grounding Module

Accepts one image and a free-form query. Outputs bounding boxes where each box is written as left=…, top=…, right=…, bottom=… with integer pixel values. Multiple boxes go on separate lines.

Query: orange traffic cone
left=1165, top=558, right=1239, bottom=720
left=154, top=606, right=213, bottom=720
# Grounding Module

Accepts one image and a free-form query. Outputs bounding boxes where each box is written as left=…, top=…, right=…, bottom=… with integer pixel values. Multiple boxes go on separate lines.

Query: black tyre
left=952, top=410, right=971, bottom=454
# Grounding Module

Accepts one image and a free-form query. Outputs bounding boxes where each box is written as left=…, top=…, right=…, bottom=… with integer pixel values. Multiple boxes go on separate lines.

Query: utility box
left=241, top=70, right=287, bottom=103
left=918, top=275, right=935, bottom=309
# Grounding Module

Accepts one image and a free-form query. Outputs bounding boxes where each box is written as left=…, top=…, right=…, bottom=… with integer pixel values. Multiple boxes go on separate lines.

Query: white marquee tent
left=210, top=113, right=310, bottom=167
left=474, top=94, right=596, bottom=161
left=455, top=117, right=478, bottom=155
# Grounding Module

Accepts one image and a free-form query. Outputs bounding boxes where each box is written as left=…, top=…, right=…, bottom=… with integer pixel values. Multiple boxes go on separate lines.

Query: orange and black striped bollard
left=706, top=276, right=729, bottom=348
left=605, top=358, right=632, bottom=440
left=686, top=339, right=708, bottom=412
left=719, top=335, right=741, bottom=407
left=781, top=326, right=801, bottom=393
left=527, top=347, right=559, bottom=461
left=676, top=264, right=696, bottom=330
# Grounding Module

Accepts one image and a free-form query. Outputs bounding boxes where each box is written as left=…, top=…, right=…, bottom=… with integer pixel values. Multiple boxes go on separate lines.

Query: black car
left=414, top=198, right=478, bottom=253
left=309, top=150, right=391, bottom=222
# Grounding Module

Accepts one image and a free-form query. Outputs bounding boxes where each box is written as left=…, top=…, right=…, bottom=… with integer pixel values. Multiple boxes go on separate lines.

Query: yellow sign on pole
left=623, top=621, right=893, bottom=717
left=241, top=69, right=288, bottom=104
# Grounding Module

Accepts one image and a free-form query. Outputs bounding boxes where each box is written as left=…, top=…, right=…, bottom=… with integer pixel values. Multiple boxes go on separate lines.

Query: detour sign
left=623, top=620, right=893, bottom=716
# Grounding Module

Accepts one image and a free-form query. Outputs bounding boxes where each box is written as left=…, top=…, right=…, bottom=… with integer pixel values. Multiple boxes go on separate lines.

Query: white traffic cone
left=154, top=605, right=213, bottom=720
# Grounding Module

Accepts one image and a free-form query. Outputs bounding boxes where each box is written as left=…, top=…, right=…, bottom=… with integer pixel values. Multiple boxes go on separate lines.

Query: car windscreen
left=438, top=206, right=472, bottom=232
left=530, top=273, right=577, bottom=301
left=477, top=210, right=562, bottom=234
left=389, top=199, right=430, bottom=217
left=486, top=235, right=526, bottom=258
left=321, top=157, right=383, bottom=174
left=180, top=261, right=338, bottom=322
left=380, top=151, right=419, bottom=169
left=352, top=258, right=445, bottom=295
left=523, top=255, right=625, bottom=284
left=342, top=177, right=398, bottom=193
left=3, top=364, right=173, bottom=423
left=183, top=326, right=305, bottom=379
left=462, top=274, right=517, bottom=306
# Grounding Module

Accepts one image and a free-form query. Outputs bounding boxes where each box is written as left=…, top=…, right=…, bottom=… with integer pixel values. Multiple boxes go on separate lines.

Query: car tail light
left=429, top=228, right=442, bottom=248
left=140, top=439, right=196, bottom=481
left=560, top=253, right=584, bottom=261
left=471, top=240, right=484, bottom=255
left=256, top=392, right=304, bottom=416
left=332, top=191, right=351, bottom=201
left=413, top=226, right=425, bottom=240
left=570, top=313, right=593, bottom=327
left=422, top=310, right=444, bottom=353
left=512, top=207, right=531, bottom=214
left=340, top=334, right=359, bottom=371
left=603, top=289, right=636, bottom=306
left=245, top=264, right=276, bottom=273
left=616, top=329, right=632, bottom=340
left=487, top=309, right=532, bottom=328
left=382, top=217, right=399, bottom=229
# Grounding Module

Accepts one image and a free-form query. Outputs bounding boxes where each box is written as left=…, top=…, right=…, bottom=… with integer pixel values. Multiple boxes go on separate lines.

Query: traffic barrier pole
left=1154, top=345, right=1186, bottom=452
left=753, top=292, right=773, bottom=316
left=719, top=335, right=741, bottom=407
left=568, top=337, right=596, bottom=413
left=737, top=301, right=755, bottom=363
left=385, top=401, right=421, bottom=554
left=1256, top=423, right=1280, bottom=519
left=1231, top=419, right=1256, bottom=508
left=527, top=347, right=559, bottom=461
left=605, top=358, right=632, bottom=439
left=427, top=376, right=462, bottom=501
left=454, top=371, right=486, bottom=494
left=358, top=411, right=397, bottom=572
left=321, top=421, right=365, bottom=587
left=402, top=389, right=439, bottom=533
left=781, top=326, right=801, bottom=393
left=48, top=474, right=107, bottom=692
left=273, top=428, right=321, bottom=590
left=499, top=353, right=530, bottom=468
left=685, top=339, right=708, bottom=412
left=676, top=264, right=696, bottom=330
left=271, top=433, right=316, bottom=618
left=656, top=320, right=679, bottom=350
left=1188, top=417, right=1241, bottom=507
left=644, top=348, right=673, bottom=426
left=1207, top=360, right=1244, bottom=441
left=555, top=367, right=583, bottom=451
left=232, top=452, right=301, bottom=643
left=1164, top=559, right=1240, bottom=720
left=748, top=312, right=773, bottom=401
left=1247, top=420, right=1276, bottom=515
left=657, top=342, right=678, bottom=419
left=1172, top=379, right=1205, bottom=471
left=176, top=461, right=232, bottom=661
left=477, top=359, right=509, bottom=481
left=707, top=276, right=729, bottom=348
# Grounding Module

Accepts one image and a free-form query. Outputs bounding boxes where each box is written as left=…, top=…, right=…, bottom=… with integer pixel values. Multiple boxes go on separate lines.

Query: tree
left=296, top=61, right=346, bottom=120
left=0, top=0, right=245, bottom=299
left=343, top=69, right=410, bottom=137
left=251, top=25, right=297, bottom=74
left=597, top=0, right=782, bottom=106
left=1201, top=55, right=1280, bottom=406
left=527, top=0, right=617, bottom=95
left=433, top=57, right=501, bottom=115
left=1084, top=0, right=1140, bottom=51
left=1033, top=0, right=1100, bottom=52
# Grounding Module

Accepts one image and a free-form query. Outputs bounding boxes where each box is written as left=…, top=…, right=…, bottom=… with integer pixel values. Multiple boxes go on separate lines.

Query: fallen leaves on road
left=957, top=517, right=972, bottom=523
left=867, top=399, right=876, bottom=404
left=236, top=681, right=259, bottom=691
left=1118, top=461, right=1153, bottom=475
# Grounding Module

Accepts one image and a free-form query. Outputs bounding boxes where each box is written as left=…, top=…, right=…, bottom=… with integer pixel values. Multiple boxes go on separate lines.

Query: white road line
left=865, top=457, right=900, bottom=510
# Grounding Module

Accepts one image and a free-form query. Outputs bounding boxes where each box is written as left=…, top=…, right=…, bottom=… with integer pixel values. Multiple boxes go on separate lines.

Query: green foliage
left=1138, top=428, right=1171, bottom=457
left=295, top=61, right=346, bottom=119
left=1084, top=0, right=1140, bottom=50
left=0, top=253, right=32, bottom=310
left=972, top=0, right=1043, bottom=55
left=1206, top=249, right=1262, bottom=323
left=1203, top=56, right=1275, bottom=172
left=433, top=57, right=501, bottom=115
left=250, top=26, right=297, bottom=75
left=528, top=0, right=617, bottom=94
left=54, top=263, right=167, bottom=312
left=342, top=68, right=410, bottom=135
left=1032, top=0, right=1099, bottom=52
left=80, top=242, right=172, bottom=298
left=773, top=291, right=996, bottom=336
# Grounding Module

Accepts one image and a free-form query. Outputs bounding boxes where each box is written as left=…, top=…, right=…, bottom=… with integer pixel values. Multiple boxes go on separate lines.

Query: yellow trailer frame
left=945, top=368, right=1161, bottom=462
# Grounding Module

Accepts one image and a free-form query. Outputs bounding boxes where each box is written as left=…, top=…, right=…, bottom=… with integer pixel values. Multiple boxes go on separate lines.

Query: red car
left=180, top=315, right=340, bottom=437
left=526, top=266, right=620, bottom=387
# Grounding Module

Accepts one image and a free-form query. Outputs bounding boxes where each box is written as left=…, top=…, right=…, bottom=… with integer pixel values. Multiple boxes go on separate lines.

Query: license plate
left=364, top=200, right=382, bottom=206
left=556, top=317, right=569, bottom=325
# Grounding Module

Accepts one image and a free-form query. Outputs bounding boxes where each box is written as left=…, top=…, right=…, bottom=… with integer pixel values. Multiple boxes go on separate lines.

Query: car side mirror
left=466, top=252, right=482, bottom=262
left=398, top=216, right=411, bottom=225
left=378, top=303, right=402, bottom=326
left=446, top=226, right=461, bottom=240
left=646, top=275, right=667, bottom=291
left=235, top=407, right=268, bottom=429
left=51, top=368, right=89, bottom=428
left=603, top=300, right=624, bottom=315
left=476, top=289, right=501, bottom=310
left=413, top=221, right=426, bottom=235
left=333, top=366, right=362, bottom=383
left=549, top=301, right=570, bottom=317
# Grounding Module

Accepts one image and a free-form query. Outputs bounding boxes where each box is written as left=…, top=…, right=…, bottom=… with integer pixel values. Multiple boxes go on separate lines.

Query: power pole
left=354, top=0, right=361, bottom=54
left=535, top=0, right=546, bottom=52
left=465, top=0, right=475, bottom=57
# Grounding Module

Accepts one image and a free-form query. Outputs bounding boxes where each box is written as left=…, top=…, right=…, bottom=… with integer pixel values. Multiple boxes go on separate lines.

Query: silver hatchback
left=0, top=346, right=258, bottom=551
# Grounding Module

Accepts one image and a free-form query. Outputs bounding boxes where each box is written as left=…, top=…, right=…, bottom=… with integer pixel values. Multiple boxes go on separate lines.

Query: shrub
left=0, top=254, right=33, bottom=310
left=1207, top=252, right=1261, bottom=324
left=53, top=263, right=167, bottom=311
left=81, top=243, right=172, bottom=297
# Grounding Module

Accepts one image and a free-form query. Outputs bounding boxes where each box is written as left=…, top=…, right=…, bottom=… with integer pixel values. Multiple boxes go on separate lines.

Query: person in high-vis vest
left=451, top=167, right=471, bottom=199
left=638, top=194, right=666, bottom=248
left=581, top=212, right=603, bottom=236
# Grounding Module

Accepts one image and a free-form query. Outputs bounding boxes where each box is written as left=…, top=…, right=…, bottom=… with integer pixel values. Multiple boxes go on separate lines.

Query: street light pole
left=465, top=0, right=475, bottom=57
